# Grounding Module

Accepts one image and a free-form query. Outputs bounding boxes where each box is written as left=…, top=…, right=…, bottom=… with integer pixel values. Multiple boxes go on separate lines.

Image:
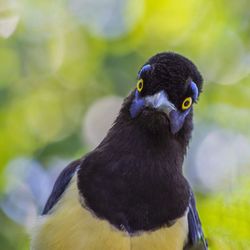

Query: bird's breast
left=31, top=175, right=188, bottom=250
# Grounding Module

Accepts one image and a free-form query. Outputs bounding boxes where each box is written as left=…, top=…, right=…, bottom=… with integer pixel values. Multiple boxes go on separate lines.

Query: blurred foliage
left=198, top=178, right=250, bottom=249
left=0, top=0, right=250, bottom=249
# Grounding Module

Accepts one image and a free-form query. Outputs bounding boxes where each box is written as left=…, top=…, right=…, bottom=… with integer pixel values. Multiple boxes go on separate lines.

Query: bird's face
left=129, top=52, right=203, bottom=134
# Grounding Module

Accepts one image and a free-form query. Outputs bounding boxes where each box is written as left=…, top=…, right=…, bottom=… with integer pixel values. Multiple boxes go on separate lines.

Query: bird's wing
left=184, top=190, right=208, bottom=250
left=42, top=159, right=81, bottom=215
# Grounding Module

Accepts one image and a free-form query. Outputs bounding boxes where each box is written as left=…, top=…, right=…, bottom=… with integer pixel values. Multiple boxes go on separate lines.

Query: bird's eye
left=182, top=97, right=192, bottom=110
left=136, top=79, right=144, bottom=92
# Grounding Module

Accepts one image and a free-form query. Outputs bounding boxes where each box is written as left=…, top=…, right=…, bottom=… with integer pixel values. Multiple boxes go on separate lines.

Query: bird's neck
left=104, top=109, right=192, bottom=171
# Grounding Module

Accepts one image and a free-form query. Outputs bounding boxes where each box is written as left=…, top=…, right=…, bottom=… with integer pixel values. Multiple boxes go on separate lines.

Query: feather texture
left=31, top=176, right=189, bottom=250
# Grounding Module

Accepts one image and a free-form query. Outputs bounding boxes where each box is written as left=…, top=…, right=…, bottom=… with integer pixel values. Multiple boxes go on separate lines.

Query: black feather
left=42, top=159, right=81, bottom=215
left=184, top=190, right=208, bottom=250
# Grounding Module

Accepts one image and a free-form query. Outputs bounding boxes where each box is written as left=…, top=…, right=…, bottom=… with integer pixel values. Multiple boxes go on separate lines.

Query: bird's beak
left=144, top=90, right=190, bottom=134
left=144, top=91, right=176, bottom=116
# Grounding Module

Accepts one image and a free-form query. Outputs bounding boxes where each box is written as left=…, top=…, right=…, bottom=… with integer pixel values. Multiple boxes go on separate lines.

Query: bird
left=31, top=52, right=208, bottom=250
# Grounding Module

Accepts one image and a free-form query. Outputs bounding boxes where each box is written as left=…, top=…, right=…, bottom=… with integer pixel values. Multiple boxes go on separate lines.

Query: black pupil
left=184, top=100, right=190, bottom=107
left=139, top=82, right=142, bottom=89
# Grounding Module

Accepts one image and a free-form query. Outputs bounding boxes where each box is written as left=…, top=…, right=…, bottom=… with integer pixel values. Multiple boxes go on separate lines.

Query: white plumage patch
left=31, top=175, right=188, bottom=250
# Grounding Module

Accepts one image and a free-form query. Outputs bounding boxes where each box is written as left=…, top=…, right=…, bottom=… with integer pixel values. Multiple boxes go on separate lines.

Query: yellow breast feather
left=31, top=175, right=188, bottom=250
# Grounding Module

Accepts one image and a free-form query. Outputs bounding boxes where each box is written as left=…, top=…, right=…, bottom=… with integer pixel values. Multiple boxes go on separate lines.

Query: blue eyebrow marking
left=190, top=81, right=198, bottom=101
left=138, top=64, right=152, bottom=78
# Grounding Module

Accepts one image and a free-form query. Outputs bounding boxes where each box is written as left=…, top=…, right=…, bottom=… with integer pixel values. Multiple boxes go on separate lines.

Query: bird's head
left=128, top=52, right=203, bottom=135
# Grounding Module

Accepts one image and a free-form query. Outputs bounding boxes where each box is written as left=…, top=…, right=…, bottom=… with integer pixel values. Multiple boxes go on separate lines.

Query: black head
left=139, top=52, right=203, bottom=102
left=128, top=52, right=203, bottom=135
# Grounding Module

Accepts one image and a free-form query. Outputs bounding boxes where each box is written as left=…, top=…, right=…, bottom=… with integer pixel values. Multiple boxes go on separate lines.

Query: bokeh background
left=0, top=0, right=250, bottom=249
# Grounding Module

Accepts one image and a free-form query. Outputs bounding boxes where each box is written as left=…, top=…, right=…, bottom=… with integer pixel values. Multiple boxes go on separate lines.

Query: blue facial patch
left=190, top=81, right=198, bottom=102
left=138, top=64, right=152, bottom=78
left=169, top=109, right=190, bottom=134
left=130, top=90, right=145, bottom=118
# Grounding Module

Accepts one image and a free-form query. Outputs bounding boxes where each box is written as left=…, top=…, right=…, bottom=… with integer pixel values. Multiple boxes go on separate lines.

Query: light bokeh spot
left=83, top=96, right=123, bottom=148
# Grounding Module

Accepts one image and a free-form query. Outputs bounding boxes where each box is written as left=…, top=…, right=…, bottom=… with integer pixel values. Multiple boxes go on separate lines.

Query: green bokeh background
left=0, top=0, right=250, bottom=249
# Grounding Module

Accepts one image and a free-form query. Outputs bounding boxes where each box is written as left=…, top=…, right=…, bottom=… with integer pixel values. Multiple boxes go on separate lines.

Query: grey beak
left=144, top=90, right=176, bottom=116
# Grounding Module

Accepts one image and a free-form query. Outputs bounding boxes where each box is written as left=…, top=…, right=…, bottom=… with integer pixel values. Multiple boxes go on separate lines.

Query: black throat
left=77, top=97, right=192, bottom=234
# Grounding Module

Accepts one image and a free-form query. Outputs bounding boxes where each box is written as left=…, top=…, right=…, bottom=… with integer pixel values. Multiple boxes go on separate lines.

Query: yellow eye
left=136, top=79, right=144, bottom=92
left=182, top=97, right=192, bottom=110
